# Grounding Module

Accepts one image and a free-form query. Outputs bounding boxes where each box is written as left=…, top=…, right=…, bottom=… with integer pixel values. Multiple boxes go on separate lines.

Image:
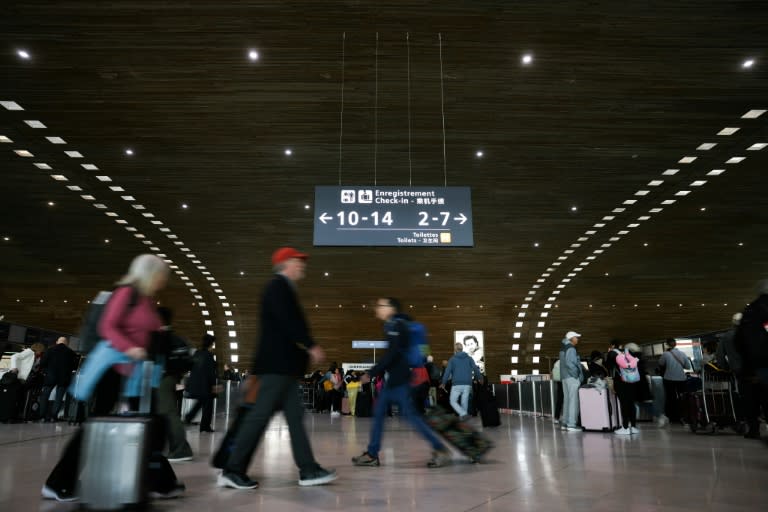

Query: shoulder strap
left=669, top=349, right=686, bottom=368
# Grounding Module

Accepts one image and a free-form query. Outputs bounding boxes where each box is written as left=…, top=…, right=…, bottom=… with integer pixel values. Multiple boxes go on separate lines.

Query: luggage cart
left=688, top=368, right=744, bottom=434
left=299, top=381, right=315, bottom=410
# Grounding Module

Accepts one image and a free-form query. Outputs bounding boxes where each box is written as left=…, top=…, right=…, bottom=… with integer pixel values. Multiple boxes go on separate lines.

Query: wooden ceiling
left=1, top=1, right=766, bottom=377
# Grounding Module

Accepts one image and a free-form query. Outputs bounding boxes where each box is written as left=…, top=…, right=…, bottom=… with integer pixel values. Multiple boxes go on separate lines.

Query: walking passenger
left=657, top=338, right=692, bottom=426
left=440, top=342, right=481, bottom=420
left=218, top=247, right=336, bottom=490
left=352, top=297, right=450, bottom=468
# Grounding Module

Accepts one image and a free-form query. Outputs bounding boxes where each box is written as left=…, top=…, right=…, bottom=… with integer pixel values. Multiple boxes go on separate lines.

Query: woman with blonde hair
left=42, top=254, right=183, bottom=503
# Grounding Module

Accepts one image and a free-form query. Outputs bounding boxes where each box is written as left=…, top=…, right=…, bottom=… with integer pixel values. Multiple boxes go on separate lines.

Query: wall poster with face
left=454, top=330, right=485, bottom=374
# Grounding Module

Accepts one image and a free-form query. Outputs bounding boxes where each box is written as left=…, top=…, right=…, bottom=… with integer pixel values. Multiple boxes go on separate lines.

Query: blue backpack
left=404, top=321, right=430, bottom=368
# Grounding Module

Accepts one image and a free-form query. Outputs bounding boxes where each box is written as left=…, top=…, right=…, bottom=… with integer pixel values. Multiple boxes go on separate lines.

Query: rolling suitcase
left=341, top=396, right=350, bottom=415
left=0, top=372, right=21, bottom=423
left=477, top=390, right=501, bottom=427
left=425, top=406, right=493, bottom=462
left=78, top=362, right=155, bottom=510
left=579, top=386, right=620, bottom=432
left=355, top=383, right=373, bottom=417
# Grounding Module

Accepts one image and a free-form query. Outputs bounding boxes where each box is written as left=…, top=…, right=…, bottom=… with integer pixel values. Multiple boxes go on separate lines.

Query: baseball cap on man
left=272, top=247, right=309, bottom=266
left=565, top=331, right=581, bottom=339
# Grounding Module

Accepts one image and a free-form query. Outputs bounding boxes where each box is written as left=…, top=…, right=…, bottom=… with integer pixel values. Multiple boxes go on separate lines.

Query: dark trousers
left=157, top=375, right=192, bottom=457
left=740, top=370, right=768, bottom=432
left=329, top=389, right=343, bottom=413
left=663, top=379, right=688, bottom=422
left=40, top=384, right=67, bottom=420
left=411, top=382, right=430, bottom=415
left=554, top=381, right=564, bottom=420
left=184, top=395, right=214, bottom=431
left=45, top=369, right=177, bottom=494
left=615, top=381, right=639, bottom=428
left=225, top=374, right=318, bottom=475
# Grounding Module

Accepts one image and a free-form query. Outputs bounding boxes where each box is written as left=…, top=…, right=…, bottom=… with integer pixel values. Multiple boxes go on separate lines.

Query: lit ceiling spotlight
left=533, top=242, right=539, bottom=248
left=3, top=236, right=9, bottom=241
left=738, top=242, right=744, bottom=246
left=181, top=203, right=188, bottom=209
left=104, top=239, right=110, bottom=244
left=324, top=272, right=329, bottom=277
left=700, top=207, right=707, bottom=212
left=742, top=59, right=755, bottom=69
left=521, top=54, right=533, bottom=65
left=571, top=206, right=578, bottom=212
left=248, top=49, right=260, bottom=61
left=425, top=272, right=430, bottom=277
left=604, top=272, right=609, bottom=277
left=17, top=49, right=30, bottom=60
left=508, top=272, right=513, bottom=277
left=125, top=148, right=134, bottom=156
left=284, top=148, right=292, bottom=156
left=304, top=204, right=310, bottom=210
left=239, top=271, right=245, bottom=276
left=57, top=267, right=62, bottom=272
left=643, top=243, right=648, bottom=247
left=476, top=150, right=484, bottom=158
left=47, top=201, right=55, bottom=206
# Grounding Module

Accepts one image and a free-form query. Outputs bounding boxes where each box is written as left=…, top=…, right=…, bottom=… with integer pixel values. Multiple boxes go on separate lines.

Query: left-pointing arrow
left=319, top=213, right=333, bottom=224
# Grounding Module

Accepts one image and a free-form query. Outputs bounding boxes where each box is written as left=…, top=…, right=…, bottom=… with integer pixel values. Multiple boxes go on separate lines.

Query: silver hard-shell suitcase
left=78, top=362, right=154, bottom=510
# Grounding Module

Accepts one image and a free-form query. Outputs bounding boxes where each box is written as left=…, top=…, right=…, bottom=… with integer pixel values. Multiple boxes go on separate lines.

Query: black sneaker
left=351, top=451, right=380, bottom=467
left=217, top=471, right=259, bottom=490
left=41, top=485, right=78, bottom=502
left=298, top=466, right=338, bottom=487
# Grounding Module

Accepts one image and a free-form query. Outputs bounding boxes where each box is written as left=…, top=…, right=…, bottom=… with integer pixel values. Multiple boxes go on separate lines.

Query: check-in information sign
left=313, top=186, right=474, bottom=247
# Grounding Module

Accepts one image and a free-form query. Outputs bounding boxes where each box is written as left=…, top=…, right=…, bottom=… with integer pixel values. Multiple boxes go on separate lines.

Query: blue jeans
left=562, top=377, right=581, bottom=427
left=367, top=384, right=445, bottom=458
left=449, top=384, right=471, bottom=417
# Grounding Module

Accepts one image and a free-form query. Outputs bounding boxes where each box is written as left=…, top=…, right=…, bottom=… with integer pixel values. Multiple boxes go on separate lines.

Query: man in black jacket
left=734, top=280, right=768, bottom=439
left=352, top=297, right=450, bottom=468
left=184, top=334, right=218, bottom=432
left=219, top=247, right=336, bottom=490
left=39, top=337, right=79, bottom=422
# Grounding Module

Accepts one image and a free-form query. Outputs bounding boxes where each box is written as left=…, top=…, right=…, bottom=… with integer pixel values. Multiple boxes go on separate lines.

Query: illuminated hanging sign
left=313, top=186, right=474, bottom=247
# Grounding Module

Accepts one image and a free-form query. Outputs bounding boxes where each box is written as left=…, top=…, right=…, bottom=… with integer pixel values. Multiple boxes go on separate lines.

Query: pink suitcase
left=579, top=387, right=621, bottom=431
left=341, top=397, right=350, bottom=415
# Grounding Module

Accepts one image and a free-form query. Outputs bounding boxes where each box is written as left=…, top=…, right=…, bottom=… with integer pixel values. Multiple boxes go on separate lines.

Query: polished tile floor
left=0, top=410, right=766, bottom=511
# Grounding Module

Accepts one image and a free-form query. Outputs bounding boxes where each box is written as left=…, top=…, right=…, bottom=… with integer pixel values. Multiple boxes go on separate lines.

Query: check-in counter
left=490, top=379, right=555, bottom=418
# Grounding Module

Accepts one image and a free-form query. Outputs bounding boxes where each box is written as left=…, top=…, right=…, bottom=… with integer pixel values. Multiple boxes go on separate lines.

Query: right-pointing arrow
left=453, top=213, right=467, bottom=224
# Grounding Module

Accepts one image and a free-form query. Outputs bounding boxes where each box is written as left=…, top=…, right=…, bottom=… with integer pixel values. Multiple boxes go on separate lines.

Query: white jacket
left=10, top=348, right=35, bottom=381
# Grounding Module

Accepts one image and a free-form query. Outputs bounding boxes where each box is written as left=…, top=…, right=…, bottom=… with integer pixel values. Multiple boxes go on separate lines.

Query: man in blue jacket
left=352, top=297, right=450, bottom=468
left=441, top=343, right=481, bottom=420
left=559, top=331, right=584, bottom=431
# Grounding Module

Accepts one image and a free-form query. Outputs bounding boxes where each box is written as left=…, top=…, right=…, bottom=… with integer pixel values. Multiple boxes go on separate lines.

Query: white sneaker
left=615, top=427, right=631, bottom=436
left=330, top=411, right=341, bottom=417
left=656, top=415, right=669, bottom=428
left=630, top=426, right=640, bottom=435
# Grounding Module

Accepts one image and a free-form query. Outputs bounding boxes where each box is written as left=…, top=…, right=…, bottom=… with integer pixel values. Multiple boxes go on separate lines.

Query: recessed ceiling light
left=662, top=169, right=679, bottom=176
left=689, top=180, right=707, bottom=187
left=3, top=236, right=10, bottom=241
left=47, top=201, right=55, bottom=206
left=104, top=239, right=110, bottom=243
left=24, top=120, right=46, bottom=128
left=678, top=156, right=697, bottom=164
left=132, top=204, right=145, bottom=210
left=81, top=164, right=98, bottom=170
left=533, top=242, right=539, bottom=248
left=747, top=143, right=767, bottom=151
left=304, top=204, right=310, bottom=210
left=125, top=148, right=134, bottom=156
left=649, top=208, right=663, bottom=213
left=50, top=174, right=67, bottom=181
left=622, top=199, right=636, bottom=205
left=661, top=199, right=676, bottom=205
left=717, top=127, right=740, bottom=136
left=0, top=135, right=12, bottom=143
left=643, top=243, right=648, bottom=247
left=93, top=203, right=107, bottom=209
left=248, top=49, right=259, bottom=61
left=45, top=136, right=66, bottom=144
left=17, top=49, right=31, bottom=59
left=64, top=151, right=83, bottom=158
left=697, top=143, right=716, bottom=150
left=0, top=101, right=23, bottom=110
left=284, top=148, right=292, bottom=156
left=700, top=207, right=707, bottom=212
left=425, top=272, right=430, bottom=277
left=738, top=242, right=744, bottom=246
left=647, top=180, right=663, bottom=187
left=181, top=203, right=189, bottom=209
left=120, top=195, right=135, bottom=201
left=14, top=149, right=33, bottom=157
left=95, top=175, right=112, bottom=182
left=674, top=190, right=691, bottom=196
left=57, top=267, right=62, bottom=272
left=635, top=190, right=650, bottom=196
left=476, top=150, right=484, bottom=158
left=726, top=156, right=745, bottom=164
left=742, top=109, right=766, bottom=119
left=612, top=208, right=625, bottom=213
left=742, top=59, right=755, bottom=69
left=521, top=54, right=533, bottom=65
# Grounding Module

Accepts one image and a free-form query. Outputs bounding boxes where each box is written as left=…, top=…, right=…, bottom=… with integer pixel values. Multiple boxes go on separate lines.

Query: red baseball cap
left=272, top=247, right=309, bottom=266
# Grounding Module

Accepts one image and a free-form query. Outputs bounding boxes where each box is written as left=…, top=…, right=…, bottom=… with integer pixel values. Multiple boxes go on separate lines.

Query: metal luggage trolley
left=298, top=381, right=315, bottom=410
left=689, top=366, right=742, bottom=434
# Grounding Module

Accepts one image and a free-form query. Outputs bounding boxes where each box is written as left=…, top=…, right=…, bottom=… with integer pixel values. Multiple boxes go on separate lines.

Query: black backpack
left=78, top=286, right=139, bottom=354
